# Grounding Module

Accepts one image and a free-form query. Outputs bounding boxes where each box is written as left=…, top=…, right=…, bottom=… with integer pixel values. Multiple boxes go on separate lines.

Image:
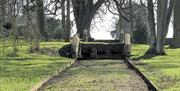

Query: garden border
left=124, top=58, right=158, bottom=91
left=30, top=58, right=77, bottom=91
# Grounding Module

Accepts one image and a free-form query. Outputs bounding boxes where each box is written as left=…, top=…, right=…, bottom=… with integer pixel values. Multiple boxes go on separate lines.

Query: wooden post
left=124, top=33, right=131, bottom=57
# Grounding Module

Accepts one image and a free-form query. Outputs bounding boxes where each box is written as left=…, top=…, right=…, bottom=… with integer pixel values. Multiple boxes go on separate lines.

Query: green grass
left=0, top=39, right=70, bottom=57
left=0, top=40, right=72, bottom=91
left=131, top=44, right=180, bottom=91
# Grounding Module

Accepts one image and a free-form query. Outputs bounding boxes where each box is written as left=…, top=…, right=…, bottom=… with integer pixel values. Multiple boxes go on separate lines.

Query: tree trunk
left=12, top=2, right=18, bottom=56
left=129, top=0, right=133, bottom=34
left=173, top=0, right=180, bottom=48
left=36, top=0, right=47, bottom=41
left=1, top=0, right=6, bottom=56
left=156, top=0, right=175, bottom=55
left=72, top=0, right=105, bottom=40
left=146, top=0, right=156, bottom=54
left=83, top=19, right=92, bottom=41
left=61, top=0, right=66, bottom=40
left=65, top=0, right=71, bottom=41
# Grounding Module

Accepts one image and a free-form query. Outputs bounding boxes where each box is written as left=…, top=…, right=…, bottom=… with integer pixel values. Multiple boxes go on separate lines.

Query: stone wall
left=80, top=43, right=124, bottom=59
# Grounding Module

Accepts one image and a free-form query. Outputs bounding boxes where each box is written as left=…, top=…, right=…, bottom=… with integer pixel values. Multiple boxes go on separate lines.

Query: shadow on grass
left=2, top=57, right=35, bottom=61
left=75, top=60, right=124, bottom=68
left=165, top=46, right=179, bottom=49
left=132, top=53, right=157, bottom=61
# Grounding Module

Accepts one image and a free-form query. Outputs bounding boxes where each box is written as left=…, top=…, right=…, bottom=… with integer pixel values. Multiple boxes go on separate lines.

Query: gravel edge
left=30, top=58, right=77, bottom=91
left=124, top=58, right=158, bottom=91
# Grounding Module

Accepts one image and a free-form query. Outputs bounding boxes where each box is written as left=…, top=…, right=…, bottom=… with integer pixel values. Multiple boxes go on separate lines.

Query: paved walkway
left=39, top=60, right=149, bottom=91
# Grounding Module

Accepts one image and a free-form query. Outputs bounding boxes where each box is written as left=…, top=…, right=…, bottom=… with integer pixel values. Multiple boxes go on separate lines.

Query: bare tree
left=24, top=0, right=40, bottom=52
left=146, top=0, right=156, bottom=54
left=72, top=0, right=105, bottom=40
left=172, top=0, right=180, bottom=48
left=61, top=0, right=66, bottom=40
left=10, top=0, right=21, bottom=56
left=0, top=0, right=6, bottom=56
left=36, top=0, right=48, bottom=41
left=156, top=0, right=175, bottom=55
left=65, top=0, right=71, bottom=41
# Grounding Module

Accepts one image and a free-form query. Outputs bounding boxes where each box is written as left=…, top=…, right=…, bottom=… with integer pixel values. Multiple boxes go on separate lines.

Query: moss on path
left=39, top=60, right=149, bottom=91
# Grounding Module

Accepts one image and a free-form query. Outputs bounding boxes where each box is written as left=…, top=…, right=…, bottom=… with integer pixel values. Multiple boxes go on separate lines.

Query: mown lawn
left=131, top=44, right=180, bottom=91
left=0, top=41, right=72, bottom=91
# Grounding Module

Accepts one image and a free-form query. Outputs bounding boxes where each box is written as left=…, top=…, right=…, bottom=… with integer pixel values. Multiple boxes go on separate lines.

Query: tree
left=172, top=0, right=180, bottom=48
left=11, top=0, right=20, bottom=56
left=45, top=17, right=63, bottom=39
left=146, top=0, right=156, bottom=54
left=65, top=0, right=71, bottom=41
left=129, top=0, right=133, bottom=34
left=109, top=0, right=129, bottom=42
left=61, top=0, right=66, bottom=40
left=132, top=16, right=148, bottom=44
left=72, top=0, right=105, bottom=40
left=23, top=0, right=40, bottom=52
left=36, top=0, right=48, bottom=41
left=0, top=0, right=6, bottom=56
left=156, top=0, right=175, bottom=55
left=146, top=0, right=175, bottom=55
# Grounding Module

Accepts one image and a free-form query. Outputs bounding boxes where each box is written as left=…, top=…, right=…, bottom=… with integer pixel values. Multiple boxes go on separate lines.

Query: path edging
left=124, top=58, right=158, bottom=91
left=30, top=58, right=77, bottom=91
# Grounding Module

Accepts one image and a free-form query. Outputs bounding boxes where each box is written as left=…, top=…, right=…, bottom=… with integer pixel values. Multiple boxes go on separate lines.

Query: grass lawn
left=131, top=44, right=180, bottom=91
left=0, top=41, right=72, bottom=91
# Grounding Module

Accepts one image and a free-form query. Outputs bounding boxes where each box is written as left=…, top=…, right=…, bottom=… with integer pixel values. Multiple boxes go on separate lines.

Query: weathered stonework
left=79, top=43, right=124, bottom=59
left=71, top=34, right=80, bottom=58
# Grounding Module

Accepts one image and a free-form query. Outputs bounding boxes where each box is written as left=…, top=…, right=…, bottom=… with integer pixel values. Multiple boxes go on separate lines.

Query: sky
left=90, top=11, right=174, bottom=40
left=52, top=3, right=174, bottom=40
left=91, top=12, right=116, bottom=40
left=167, top=23, right=174, bottom=38
left=56, top=11, right=174, bottom=40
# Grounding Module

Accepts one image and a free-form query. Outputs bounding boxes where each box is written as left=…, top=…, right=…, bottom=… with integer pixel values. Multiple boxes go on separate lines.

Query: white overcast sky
left=81, top=11, right=173, bottom=39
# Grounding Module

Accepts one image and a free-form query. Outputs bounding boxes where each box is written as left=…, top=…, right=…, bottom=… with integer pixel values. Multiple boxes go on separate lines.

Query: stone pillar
left=124, top=33, right=131, bottom=57
left=71, top=34, right=80, bottom=58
